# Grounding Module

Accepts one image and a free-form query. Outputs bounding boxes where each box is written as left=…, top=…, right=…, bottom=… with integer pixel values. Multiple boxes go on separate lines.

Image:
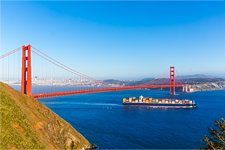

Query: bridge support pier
left=170, top=66, right=175, bottom=95
left=21, top=45, right=32, bottom=96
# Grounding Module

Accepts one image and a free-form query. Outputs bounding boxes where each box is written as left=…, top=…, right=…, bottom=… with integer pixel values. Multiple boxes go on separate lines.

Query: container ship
left=123, top=96, right=196, bottom=108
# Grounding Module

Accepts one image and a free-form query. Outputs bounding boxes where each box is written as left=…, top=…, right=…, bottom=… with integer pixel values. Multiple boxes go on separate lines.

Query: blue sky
left=1, top=1, right=225, bottom=79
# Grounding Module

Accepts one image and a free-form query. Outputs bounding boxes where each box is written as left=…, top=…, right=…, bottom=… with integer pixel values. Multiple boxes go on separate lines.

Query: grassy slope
left=0, top=82, right=92, bottom=149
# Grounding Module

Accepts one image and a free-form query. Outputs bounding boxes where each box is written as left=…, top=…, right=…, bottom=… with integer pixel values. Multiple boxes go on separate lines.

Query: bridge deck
left=32, top=84, right=184, bottom=98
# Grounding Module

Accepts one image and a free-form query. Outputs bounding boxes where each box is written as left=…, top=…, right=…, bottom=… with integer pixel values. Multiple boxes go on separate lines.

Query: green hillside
left=0, top=82, right=92, bottom=149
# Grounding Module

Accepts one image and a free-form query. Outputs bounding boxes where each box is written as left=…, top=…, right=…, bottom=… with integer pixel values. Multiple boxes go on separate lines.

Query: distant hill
left=141, top=78, right=170, bottom=85
left=0, top=82, right=92, bottom=149
left=176, top=74, right=215, bottom=79
left=175, top=74, right=225, bottom=84
left=104, top=75, right=225, bottom=86
left=104, top=78, right=154, bottom=86
left=181, top=78, right=225, bottom=84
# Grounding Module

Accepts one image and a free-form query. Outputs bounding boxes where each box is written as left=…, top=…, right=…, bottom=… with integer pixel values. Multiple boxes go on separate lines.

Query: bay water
left=36, top=89, right=225, bottom=149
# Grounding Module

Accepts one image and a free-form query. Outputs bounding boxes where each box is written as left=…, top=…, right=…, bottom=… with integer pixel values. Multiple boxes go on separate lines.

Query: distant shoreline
left=187, top=81, right=225, bottom=92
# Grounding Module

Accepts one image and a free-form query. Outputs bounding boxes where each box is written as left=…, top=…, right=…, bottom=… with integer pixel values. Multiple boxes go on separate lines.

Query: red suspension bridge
left=0, top=45, right=185, bottom=98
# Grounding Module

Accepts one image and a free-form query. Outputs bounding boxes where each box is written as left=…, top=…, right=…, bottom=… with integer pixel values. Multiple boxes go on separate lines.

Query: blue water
left=39, top=89, right=225, bottom=149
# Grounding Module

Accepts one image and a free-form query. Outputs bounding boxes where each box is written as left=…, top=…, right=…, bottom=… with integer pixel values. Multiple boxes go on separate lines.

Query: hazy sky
left=1, top=1, right=225, bottom=79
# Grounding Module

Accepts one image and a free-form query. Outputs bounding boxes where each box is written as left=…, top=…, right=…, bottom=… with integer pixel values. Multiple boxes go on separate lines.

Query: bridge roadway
left=32, top=84, right=184, bottom=98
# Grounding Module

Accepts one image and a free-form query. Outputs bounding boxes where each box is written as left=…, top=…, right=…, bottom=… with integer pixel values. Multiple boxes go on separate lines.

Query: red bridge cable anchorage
left=31, top=46, right=111, bottom=87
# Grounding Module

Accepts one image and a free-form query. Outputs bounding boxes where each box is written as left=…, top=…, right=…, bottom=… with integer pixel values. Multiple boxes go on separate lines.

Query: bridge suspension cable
left=0, top=47, right=21, bottom=59
left=31, top=46, right=111, bottom=86
left=0, top=47, right=22, bottom=89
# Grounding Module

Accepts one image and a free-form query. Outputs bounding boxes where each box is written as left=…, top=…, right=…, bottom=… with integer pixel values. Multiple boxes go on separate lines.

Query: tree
left=204, top=118, right=225, bottom=149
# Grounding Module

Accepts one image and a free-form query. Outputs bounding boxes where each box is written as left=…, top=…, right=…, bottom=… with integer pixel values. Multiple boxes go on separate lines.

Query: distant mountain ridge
left=176, top=74, right=216, bottom=79
left=104, top=78, right=154, bottom=86
left=104, top=75, right=225, bottom=86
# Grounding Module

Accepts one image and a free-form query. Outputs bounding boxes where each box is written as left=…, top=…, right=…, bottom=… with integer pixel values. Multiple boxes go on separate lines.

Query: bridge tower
left=170, top=66, right=175, bottom=95
left=21, top=45, right=32, bottom=96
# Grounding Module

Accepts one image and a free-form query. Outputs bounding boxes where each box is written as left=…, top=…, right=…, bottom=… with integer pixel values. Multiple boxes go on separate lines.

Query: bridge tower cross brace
left=170, top=66, right=176, bottom=95
left=21, top=45, right=32, bottom=96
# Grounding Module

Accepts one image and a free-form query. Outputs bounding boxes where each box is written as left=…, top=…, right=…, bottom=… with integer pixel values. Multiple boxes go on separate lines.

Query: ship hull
left=123, top=102, right=196, bottom=108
